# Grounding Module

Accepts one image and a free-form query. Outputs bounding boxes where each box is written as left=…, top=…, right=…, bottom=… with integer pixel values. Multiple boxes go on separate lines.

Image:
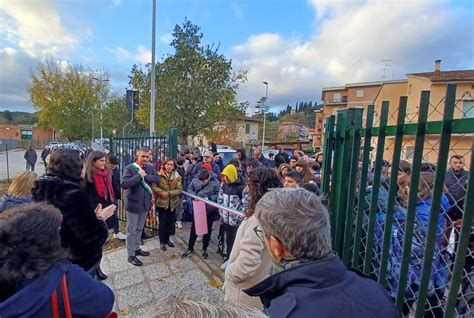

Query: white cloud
left=134, top=45, right=151, bottom=64
left=1, top=47, right=16, bottom=57
left=0, top=0, right=78, bottom=58
left=160, top=33, right=173, bottom=45
left=231, top=3, right=243, bottom=20
left=105, top=45, right=152, bottom=64
left=106, top=46, right=131, bottom=61
left=232, top=0, right=473, bottom=112
left=112, top=0, right=122, bottom=6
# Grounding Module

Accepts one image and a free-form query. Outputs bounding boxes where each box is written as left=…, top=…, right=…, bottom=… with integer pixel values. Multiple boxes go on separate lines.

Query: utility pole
left=262, top=81, right=269, bottom=149
left=150, top=0, right=156, bottom=136
left=93, top=77, right=109, bottom=150
left=381, top=59, right=392, bottom=80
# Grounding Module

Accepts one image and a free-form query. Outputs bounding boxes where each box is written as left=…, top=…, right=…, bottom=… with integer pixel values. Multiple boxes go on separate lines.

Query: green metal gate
left=321, top=84, right=473, bottom=317
left=110, top=128, right=178, bottom=230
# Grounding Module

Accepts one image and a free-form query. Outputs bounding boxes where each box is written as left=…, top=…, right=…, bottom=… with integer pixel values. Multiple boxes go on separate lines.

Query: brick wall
left=0, top=124, right=53, bottom=142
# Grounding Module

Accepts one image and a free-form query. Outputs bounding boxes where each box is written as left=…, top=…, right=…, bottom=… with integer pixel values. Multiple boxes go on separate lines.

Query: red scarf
left=92, top=168, right=114, bottom=201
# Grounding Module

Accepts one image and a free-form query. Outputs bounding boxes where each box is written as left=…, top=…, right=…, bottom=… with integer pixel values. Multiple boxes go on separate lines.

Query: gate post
left=332, top=109, right=357, bottom=255
left=169, top=128, right=178, bottom=159
left=341, top=108, right=364, bottom=266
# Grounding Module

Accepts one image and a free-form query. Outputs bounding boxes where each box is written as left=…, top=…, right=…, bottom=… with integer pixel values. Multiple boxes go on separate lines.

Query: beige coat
left=223, top=215, right=272, bottom=309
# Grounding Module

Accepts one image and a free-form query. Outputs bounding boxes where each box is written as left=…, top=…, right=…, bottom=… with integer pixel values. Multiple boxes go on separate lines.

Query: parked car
left=46, top=141, right=60, bottom=150
left=262, top=149, right=292, bottom=159
left=217, top=149, right=237, bottom=166
left=217, top=144, right=233, bottom=150
left=61, top=143, right=86, bottom=157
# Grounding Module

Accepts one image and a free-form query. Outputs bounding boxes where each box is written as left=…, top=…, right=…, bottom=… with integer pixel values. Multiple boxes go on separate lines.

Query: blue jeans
left=26, top=161, right=35, bottom=171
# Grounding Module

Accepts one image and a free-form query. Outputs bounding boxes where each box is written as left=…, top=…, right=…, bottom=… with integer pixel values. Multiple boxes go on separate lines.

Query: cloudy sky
left=0, top=0, right=473, bottom=114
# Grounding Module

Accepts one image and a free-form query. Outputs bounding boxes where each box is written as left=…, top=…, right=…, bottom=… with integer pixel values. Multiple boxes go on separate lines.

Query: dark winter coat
left=121, top=163, right=161, bottom=213
left=245, top=253, right=398, bottom=318
left=0, top=194, right=33, bottom=213
left=111, top=167, right=121, bottom=200
left=40, top=148, right=49, bottom=162
left=32, top=176, right=108, bottom=271
left=258, top=155, right=275, bottom=168
left=190, top=161, right=221, bottom=181
left=188, top=177, right=221, bottom=202
left=445, top=168, right=469, bottom=207
left=24, top=149, right=37, bottom=163
left=0, top=261, right=114, bottom=317
left=84, top=181, right=114, bottom=211
left=215, top=158, right=224, bottom=172
left=275, top=152, right=289, bottom=168
left=236, top=148, right=248, bottom=172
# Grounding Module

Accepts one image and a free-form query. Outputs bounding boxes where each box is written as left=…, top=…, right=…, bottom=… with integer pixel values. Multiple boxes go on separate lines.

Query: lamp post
left=261, top=81, right=269, bottom=149
left=5, top=127, right=10, bottom=181
left=93, top=77, right=110, bottom=149
left=150, top=0, right=157, bottom=136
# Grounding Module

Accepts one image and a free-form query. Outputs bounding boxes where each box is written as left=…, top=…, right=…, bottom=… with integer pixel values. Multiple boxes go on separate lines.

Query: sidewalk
left=0, top=149, right=45, bottom=180
left=101, top=221, right=226, bottom=317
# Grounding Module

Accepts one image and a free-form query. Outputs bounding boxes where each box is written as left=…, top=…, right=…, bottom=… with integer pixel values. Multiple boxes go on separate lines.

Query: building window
left=333, top=92, right=341, bottom=102
left=356, top=89, right=364, bottom=97
left=245, top=123, right=251, bottom=134
left=463, top=100, right=474, bottom=118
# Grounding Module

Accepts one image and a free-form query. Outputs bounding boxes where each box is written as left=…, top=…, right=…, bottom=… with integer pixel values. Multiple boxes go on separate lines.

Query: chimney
left=435, top=59, right=441, bottom=72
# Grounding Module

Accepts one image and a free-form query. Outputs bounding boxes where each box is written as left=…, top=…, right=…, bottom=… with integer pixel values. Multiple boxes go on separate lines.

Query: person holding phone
left=33, top=148, right=114, bottom=278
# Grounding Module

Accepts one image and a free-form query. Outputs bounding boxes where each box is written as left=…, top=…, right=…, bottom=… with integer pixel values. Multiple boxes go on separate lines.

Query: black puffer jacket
left=32, top=175, right=108, bottom=271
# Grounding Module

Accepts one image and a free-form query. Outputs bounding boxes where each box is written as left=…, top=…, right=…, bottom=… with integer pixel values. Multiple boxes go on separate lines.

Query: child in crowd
left=218, top=164, right=245, bottom=268
left=283, top=171, right=303, bottom=188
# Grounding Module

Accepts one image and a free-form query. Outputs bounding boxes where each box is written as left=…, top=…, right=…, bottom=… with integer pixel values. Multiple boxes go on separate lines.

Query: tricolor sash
left=131, top=162, right=155, bottom=218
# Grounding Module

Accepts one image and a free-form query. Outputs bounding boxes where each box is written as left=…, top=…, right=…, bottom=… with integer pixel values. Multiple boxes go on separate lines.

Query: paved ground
left=0, top=149, right=45, bottom=180
left=101, top=221, right=227, bottom=317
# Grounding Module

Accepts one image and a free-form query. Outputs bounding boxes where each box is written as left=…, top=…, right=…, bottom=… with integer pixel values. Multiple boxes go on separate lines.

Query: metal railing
left=321, top=84, right=473, bottom=317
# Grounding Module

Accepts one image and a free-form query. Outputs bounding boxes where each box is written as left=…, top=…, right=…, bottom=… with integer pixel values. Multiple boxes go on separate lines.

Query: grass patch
left=0, top=180, right=10, bottom=196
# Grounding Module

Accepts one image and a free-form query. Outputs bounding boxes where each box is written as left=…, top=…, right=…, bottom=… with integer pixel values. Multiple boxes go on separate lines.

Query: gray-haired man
left=121, top=147, right=161, bottom=266
left=244, top=188, right=398, bottom=317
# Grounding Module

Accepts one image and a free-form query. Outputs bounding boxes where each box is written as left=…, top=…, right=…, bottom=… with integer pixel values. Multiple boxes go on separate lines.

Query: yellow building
left=189, top=117, right=261, bottom=148
left=373, top=60, right=474, bottom=165
left=317, top=60, right=473, bottom=165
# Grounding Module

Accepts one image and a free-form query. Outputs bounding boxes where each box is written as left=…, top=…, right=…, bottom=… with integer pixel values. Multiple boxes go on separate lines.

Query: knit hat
left=221, top=164, right=238, bottom=183
left=201, top=163, right=212, bottom=172
left=198, top=169, right=210, bottom=181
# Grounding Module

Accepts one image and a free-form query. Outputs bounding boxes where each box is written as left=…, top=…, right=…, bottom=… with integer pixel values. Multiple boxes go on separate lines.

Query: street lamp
left=261, top=81, right=269, bottom=149
left=93, top=77, right=110, bottom=149
left=5, top=127, right=10, bottom=181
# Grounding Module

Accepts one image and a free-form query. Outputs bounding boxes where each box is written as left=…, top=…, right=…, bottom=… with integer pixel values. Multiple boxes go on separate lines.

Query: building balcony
left=324, top=96, right=348, bottom=105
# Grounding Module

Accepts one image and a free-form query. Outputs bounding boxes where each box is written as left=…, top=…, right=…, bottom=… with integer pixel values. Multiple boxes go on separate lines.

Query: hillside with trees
left=252, top=101, right=321, bottom=134
left=0, top=111, right=38, bottom=125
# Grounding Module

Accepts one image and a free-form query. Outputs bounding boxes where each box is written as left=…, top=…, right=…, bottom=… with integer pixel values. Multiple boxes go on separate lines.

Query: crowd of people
left=0, top=142, right=471, bottom=317
left=364, top=155, right=472, bottom=317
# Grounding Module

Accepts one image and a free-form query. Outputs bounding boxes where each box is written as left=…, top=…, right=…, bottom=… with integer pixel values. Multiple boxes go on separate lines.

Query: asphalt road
left=0, top=149, right=45, bottom=180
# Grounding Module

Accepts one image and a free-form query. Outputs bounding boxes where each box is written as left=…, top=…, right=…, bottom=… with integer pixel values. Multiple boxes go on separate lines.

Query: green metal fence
left=110, top=128, right=178, bottom=230
left=321, top=84, right=473, bottom=317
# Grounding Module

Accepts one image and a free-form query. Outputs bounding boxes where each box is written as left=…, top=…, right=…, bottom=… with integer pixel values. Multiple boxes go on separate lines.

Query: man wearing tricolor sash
left=121, top=147, right=161, bottom=266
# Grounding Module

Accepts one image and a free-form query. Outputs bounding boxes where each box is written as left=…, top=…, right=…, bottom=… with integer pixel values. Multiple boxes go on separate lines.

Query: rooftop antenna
left=381, top=59, right=393, bottom=80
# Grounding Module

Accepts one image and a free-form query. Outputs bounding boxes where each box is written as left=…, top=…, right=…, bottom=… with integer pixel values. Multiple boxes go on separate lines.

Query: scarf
left=92, top=168, right=114, bottom=201
left=131, top=162, right=155, bottom=217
